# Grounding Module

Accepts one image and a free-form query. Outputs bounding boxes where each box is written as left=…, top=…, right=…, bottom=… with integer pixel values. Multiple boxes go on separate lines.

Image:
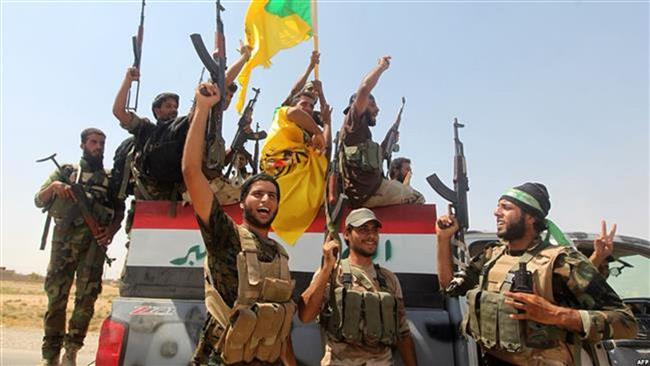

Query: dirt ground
left=0, top=279, right=118, bottom=332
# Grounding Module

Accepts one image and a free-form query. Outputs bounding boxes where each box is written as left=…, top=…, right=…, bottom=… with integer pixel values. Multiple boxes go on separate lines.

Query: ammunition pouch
left=323, top=261, right=399, bottom=347
left=343, top=141, right=383, bottom=172
left=204, top=225, right=294, bottom=364
left=463, top=242, right=569, bottom=354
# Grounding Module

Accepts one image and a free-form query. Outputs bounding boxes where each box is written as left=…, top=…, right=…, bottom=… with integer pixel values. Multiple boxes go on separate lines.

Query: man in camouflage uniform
left=299, top=208, right=418, bottom=366
left=35, top=128, right=124, bottom=366
left=183, top=83, right=297, bottom=365
left=436, top=182, right=638, bottom=365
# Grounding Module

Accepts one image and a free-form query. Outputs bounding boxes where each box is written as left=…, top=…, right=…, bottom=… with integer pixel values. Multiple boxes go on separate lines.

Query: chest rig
left=463, top=241, right=572, bottom=362
left=322, top=259, right=399, bottom=347
left=204, top=226, right=295, bottom=364
left=49, top=163, right=114, bottom=228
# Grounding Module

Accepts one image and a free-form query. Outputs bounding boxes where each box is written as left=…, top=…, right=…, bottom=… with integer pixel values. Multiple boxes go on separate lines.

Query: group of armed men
left=36, top=48, right=637, bottom=366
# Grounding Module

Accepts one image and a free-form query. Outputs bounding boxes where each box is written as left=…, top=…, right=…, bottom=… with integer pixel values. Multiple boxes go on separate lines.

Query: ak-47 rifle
left=36, top=154, right=115, bottom=267
left=126, top=0, right=145, bottom=111
left=380, top=96, right=406, bottom=173
left=224, top=88, right=267, bottom=177
left=252, top=122, right=261, bottom=175
left=190, top=0, right=227, bottom=173
left=426, top=118, right=470, bottom=269
left=325, top=132, right=346, bottom=248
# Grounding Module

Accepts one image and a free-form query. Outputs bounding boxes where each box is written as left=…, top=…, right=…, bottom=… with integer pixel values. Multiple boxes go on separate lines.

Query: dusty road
left=1, top=327, right=98, bottom=365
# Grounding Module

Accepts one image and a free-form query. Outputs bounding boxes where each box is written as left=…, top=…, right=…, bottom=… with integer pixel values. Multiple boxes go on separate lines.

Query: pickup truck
left=95, top=201, right=649, bottom=365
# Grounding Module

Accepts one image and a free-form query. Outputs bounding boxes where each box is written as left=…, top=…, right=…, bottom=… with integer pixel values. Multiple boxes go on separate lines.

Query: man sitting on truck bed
left=339, top=56, right=424, bottom=209
left=436, top=182, right=638, bottom=366
left=182, top=82, right=297, bottom=366
left=298, top=208, right=418, bottom=366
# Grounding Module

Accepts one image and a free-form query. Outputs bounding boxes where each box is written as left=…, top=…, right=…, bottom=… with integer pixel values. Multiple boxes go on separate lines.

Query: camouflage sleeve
left=34, top=169, right=63, bottom=208
left=196, top=193, right=240, bottom=255
left=553, top=249, right=638, bottom=342
left=442, top=247, right=486, bottom=297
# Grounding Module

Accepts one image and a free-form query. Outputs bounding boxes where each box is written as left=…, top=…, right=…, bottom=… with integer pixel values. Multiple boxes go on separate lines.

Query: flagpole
left=311, top=0, right=319, bottom=80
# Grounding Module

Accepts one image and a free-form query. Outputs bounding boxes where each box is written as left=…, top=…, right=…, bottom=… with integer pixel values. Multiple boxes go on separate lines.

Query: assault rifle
left=190, top=0, right=227, bottom=173
left=380, top=96, right=406, bottom=173
left=125, top=0, right=145, bottom=111
left=252, top=122, right=261, bottom=175
left=325, top=132, right=346, bottom=248
left=224, top=88, right=266, bottom=177
left=36, top=154, right=115, bottom=266
left=426, top=118, right=470, bottom=269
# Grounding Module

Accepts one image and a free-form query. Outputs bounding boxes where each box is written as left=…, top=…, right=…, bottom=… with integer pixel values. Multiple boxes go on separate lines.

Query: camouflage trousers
left=42, top=224, right=105, bottom=360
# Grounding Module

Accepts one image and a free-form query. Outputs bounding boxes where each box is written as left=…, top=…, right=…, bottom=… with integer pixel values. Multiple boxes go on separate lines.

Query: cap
left=345, top=208, right=382, bottom=228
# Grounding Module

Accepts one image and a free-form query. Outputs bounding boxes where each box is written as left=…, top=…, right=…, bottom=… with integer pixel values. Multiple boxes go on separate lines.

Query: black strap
left=373, top=263, right=389, bottom=291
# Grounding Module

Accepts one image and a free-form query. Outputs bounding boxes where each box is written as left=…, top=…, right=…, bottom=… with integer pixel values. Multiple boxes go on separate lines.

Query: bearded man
left=182, top=82, right=297, bottom=365
left=436, top=182, right=638, bottom=365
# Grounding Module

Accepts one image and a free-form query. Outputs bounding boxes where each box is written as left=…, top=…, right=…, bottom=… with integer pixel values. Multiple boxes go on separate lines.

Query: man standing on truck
left=35, top=128, right=124, bottom=366
left=183, top=82, right=297, bottom=366
left=298, top=208, right=418, bottom=366
left=339, top=56, right=424, bottom=208
left=436, top=182, right=638, bottom=365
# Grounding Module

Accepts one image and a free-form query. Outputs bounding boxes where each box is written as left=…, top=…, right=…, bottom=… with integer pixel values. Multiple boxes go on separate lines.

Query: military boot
left=60, top=345, right=80, bottom=366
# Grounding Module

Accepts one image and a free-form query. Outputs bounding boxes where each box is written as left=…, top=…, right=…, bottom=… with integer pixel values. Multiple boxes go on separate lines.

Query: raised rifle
left=426, top=118, right=470, bottom=269
left=252, top=122, right=261, bottom=175
left=36, top=154, right=115, bottom=266
left=190, top=0, right=227, bottom=173
left=224, top=87, right=266, bottom=177
left=380, top=96, right=406, bottom=173
left=125, top=0, right=145, bottom=111
left=325, top=132, right=346, bottom=248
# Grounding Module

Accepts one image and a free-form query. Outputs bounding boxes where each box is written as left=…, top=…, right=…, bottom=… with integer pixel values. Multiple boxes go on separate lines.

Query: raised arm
left=112, top=67, right=140, bottom=129
left=436, top=214, right=459, bottom=289
left=298, top=238, right=338, bottom=323
left=282, top=51, right=319, bottom=106
left=224, top=43, right=252, bottom=87
left=351, top=56, right=390, bottom=117
left=182, top=83, right=221, bottom=224
left=286, top=107, right=325, bottom=152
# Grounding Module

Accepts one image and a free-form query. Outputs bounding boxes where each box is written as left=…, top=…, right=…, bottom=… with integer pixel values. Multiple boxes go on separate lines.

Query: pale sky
left=2, top=0, right=648, bottom=279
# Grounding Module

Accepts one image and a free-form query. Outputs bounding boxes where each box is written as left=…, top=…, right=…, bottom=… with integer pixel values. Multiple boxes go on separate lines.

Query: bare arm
left=282, top=51, right=319, bottom=105
left=298, top=239, right=338, bottom=323
left=352, top=56, right=390, bottom=117
left=321, top=104, right=333, bottom=159
left=182, top=83, right=221, bottom=224
left=436, top=214, right=459, bottom=289
left=113, top=67, right=139, bottom=129
left=224, top=43, right=252, bottom=86
left=396, top=333, right=418, bottom=366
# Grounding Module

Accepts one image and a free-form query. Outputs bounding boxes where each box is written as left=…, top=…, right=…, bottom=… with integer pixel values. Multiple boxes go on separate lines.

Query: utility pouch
left=464, top=288, right=482, bottom=339
left=343, top=141, right=382, bottom=172
left=379, top=292, right=398, bottom=345
left=325, top=287, right=344, bottom=338
left=363, top=292, right=382, bottom=345
left=526, top=322, right=564, bottom=349
left=341, top=289, right=363, bottom=343
left=497, top=294, right=524, bottom=352
left=222, top=307, right=257, bottom=364
left=479, top=291, right=499, bottom=349
left=261, top=277, right=294, bottom=303
left=254, top=303, right=285, bottom=361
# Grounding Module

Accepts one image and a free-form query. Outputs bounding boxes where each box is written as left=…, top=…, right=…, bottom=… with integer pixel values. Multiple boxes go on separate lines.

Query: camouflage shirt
left=192, top=194, right=285, bottom=366
left=314, top=262, right=410, bottom=366
left=445, top=239, right=638, bottom=344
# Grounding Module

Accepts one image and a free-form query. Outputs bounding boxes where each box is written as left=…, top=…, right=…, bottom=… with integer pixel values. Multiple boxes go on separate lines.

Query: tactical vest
left=342, top=140, right=383, bottom=172
left=204, top=226, right=295, bottom=364
left=322, top=259, right=399, bottom=347
left=463, top=242, right=576, bottom=365
left=48, top=164, right=114, bottom=228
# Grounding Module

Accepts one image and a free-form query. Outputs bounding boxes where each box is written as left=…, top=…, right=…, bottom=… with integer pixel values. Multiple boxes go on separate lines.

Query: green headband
left=502, top=188, right=571, bottom=247
left=502, top=188, right=543, bottom=213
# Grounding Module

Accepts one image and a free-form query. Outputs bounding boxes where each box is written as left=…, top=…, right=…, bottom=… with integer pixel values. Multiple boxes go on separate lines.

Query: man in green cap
left=35, top=128, right=124, bottom=365
left=436, top=182, right=638, bottom=365
left=299, top=208, right=417, bottom=366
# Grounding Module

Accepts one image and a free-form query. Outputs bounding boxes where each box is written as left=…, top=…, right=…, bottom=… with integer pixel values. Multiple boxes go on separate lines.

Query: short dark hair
left=532, top=215, right=547, bottom=234
left=240, top=173, right=281, bottom=202
left=80, top=128, right=105, bottom=143
left=151, top=92, right=179, bottom=119
left=388, top=157, right=411, bottom=180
